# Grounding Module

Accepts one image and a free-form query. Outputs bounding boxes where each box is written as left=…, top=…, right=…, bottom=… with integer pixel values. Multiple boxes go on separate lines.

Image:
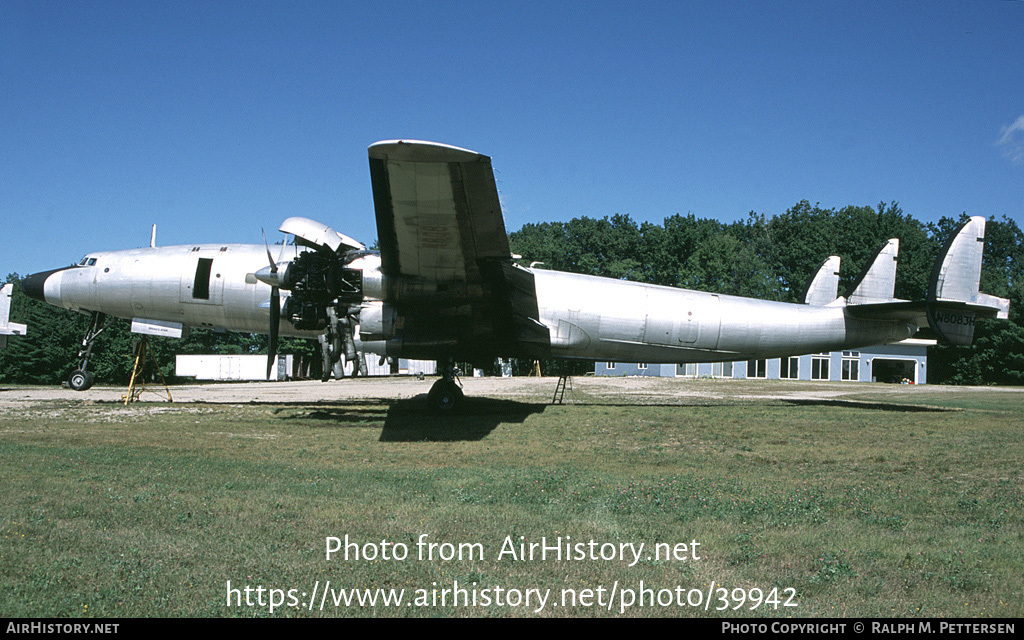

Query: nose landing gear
left=67, top=312, right=111, bottom=391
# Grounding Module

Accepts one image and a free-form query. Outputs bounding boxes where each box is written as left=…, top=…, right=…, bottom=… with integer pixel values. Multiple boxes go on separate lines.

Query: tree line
left=1, top=202, right=1021, bottom=385
left=507, top=202, right=1023, bottom=385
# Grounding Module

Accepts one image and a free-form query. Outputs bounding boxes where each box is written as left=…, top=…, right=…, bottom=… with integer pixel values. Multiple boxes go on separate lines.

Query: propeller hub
left=254, top=264, right=287, bottom=288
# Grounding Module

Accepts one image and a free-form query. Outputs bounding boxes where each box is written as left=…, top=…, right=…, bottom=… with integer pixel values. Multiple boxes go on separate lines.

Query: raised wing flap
left=369, top=140, right=511, bottom=279
left=367, top=140, right=546, bottom=360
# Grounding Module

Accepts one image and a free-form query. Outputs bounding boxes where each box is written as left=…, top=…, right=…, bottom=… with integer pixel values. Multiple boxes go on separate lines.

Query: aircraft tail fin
left=926, top=216, right=1009, bottom=346
left=843, top=217, right=1009, bottom=346
left=848, top=239, right=899, bottom=305
left=802, top=256, right=841, bottom=305
left=0, top=283, right=28, bottom=349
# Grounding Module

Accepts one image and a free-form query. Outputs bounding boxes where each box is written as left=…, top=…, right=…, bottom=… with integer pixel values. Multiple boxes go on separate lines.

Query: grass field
left=1, top=379, right=1021, bottom=617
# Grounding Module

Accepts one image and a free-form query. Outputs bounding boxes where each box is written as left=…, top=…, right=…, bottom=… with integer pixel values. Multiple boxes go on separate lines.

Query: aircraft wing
left=367, top=140, right=548, bottom=360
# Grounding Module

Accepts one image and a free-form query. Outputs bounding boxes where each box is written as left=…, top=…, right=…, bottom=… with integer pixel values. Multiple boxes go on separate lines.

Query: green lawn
left=1, top=386, right=1021, bottom=617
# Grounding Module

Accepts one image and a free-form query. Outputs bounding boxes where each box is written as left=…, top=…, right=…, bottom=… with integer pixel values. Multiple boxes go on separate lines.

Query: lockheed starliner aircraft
left=13, top=140, right=1011, bottom=409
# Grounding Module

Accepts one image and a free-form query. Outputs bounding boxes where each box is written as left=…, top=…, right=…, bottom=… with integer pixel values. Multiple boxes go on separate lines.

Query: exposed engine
left=256, top=217, right=382, bottom=379
left=281, top=250, right=363, bottom=331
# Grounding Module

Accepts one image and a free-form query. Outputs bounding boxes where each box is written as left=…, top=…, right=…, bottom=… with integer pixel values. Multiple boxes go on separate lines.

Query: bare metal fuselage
left=39, top=244, right=317, bottom=337
left=35, top=243, right=914, bottom=364
left=532, top=269, right=911, bottom=363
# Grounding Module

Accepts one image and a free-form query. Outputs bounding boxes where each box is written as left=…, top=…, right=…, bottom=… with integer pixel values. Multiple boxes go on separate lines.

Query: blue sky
left=3, top=0, right=1022, bottom=277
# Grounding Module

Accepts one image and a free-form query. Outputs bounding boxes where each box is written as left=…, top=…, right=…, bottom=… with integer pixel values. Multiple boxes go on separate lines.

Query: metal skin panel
left=388, top=158, right=465, bottom=280
left=532, top=269, right=915, bottom=364
left=848, top=239, right=899, bottom=304
left=366, top=140, right=529, bottom=363
left=930, top=217, right=984, bottom=303
left=35, top=244, right=323, bottom=337
left=802, top=256, right=841, bottom=306
left=278, top=217, right=364, bottom=253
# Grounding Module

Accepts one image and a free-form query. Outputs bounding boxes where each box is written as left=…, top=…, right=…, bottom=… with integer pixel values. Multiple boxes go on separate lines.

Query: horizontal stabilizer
left=0, top=283, right=28, bottom=349
left=848, top=239, right=899, bottom=305
left=926, top=216, right=1009, bottom=346
left=803, top=256, right=841, bottom=306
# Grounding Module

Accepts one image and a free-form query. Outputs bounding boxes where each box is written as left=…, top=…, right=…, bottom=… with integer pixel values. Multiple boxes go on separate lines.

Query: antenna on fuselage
left=150, top=224, right=157, bottom=248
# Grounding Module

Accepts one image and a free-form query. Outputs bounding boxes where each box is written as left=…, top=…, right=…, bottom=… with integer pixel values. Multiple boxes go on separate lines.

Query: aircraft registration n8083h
left=13, top=140, right=1011, bottom=410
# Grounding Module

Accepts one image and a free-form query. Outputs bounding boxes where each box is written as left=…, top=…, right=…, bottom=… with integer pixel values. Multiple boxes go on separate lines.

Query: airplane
left=12, top=139, right=1011, bottom=410
left=0, top=283, right=28, bottom=349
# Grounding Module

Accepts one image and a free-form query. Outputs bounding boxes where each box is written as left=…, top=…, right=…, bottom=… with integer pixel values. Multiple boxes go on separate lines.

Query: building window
left=708, top=362, right=734, bottom=378
left=842, top=357, right=859, bottom=381
left=780, top=356, right=799, bottom=379
left=811, top=355, right=830, bottom=380
left=637, top=363, right=648, bottom=370
left=681, top=363, right=697, bottom=377
left=747, top=359, right=766, bottom=378
left=606, top=362, right=615, bottom=370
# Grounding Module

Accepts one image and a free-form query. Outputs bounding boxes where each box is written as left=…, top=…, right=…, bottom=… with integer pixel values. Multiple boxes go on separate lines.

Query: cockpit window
left=88, top=258, right=97, bottom=266
left=78, top=257, right=98, bottom=266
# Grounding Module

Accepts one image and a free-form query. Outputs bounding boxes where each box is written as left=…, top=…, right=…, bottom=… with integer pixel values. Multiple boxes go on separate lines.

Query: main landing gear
left=317, top=307, right=364, bottom=381
left=67, top=312, right=111, bottom=391
left=427, top=359, right=463, bottom=412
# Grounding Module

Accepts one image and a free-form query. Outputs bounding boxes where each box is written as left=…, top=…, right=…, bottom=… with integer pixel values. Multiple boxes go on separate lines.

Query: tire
left=428, top=379, right=464, bottom=412
left=68, top=370, right=95, bottom=391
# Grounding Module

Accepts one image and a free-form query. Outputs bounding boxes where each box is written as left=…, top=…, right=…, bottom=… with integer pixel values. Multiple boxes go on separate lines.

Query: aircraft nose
left=22, top=267, right=70, bottom=303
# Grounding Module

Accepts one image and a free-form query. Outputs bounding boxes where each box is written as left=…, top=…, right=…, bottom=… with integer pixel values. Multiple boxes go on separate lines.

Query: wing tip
left=368, top=139, right=485, bottom=163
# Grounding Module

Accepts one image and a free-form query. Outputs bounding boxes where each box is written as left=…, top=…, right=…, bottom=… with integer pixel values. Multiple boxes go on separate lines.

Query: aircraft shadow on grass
left=379, top=395, right=547, bottom=441
left=268, top=395, right=948, bottom=443
left=272, top=396, right=547, bottom=442
left=780, top=398, right=953, bottom=412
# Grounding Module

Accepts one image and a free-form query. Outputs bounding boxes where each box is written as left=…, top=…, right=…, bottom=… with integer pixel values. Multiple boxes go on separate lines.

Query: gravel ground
left=1, top=375, right=1019, bottom=407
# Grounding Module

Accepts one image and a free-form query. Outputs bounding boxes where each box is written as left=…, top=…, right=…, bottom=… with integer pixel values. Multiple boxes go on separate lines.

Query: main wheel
left=428, top=378, right=464, bottom=412
left=68, top=370, right=95, bottom=391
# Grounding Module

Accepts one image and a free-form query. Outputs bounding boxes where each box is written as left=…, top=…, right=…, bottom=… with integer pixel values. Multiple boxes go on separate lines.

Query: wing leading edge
left=367, top=140, right=548, bottom=360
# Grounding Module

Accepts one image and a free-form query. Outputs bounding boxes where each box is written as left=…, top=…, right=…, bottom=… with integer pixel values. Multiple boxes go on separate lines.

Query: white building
left=595, top=339, right=935, bottom=384
left=176, top=354, right=436, bottom=381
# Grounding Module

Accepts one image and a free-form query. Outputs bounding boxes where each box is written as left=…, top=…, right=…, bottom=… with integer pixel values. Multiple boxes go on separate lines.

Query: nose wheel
left=68, top=369, right=95, bottom=391
left=67, top=312, right=110, bottom=391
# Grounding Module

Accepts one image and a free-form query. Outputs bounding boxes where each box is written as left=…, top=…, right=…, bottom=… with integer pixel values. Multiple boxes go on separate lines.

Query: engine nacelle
left=279, top=217, right=364, bottom=254
left=359, top=300, right=397, bottom=341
